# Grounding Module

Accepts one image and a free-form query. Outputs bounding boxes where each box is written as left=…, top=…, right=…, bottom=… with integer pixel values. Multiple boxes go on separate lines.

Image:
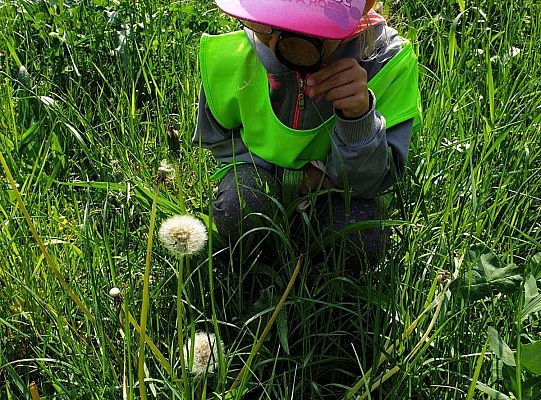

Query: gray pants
left=212, top=164, right=387, bottom=267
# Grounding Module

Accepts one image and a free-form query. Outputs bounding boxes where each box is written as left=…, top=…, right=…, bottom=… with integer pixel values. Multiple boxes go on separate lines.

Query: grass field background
left=1, top=0, right=540, bottom=399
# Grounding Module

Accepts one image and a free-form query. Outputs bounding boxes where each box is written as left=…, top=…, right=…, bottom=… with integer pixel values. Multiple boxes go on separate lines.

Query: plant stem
left=230, top=255, right=303, bottom=392
left=177, top=256, right=191, bottom=398
left=346, top=279, right=452, bottom=399
left=137, top=182, right=161, bottom=400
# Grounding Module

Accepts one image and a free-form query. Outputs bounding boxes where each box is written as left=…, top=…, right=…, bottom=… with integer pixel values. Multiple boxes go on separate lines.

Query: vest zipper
left=293, top=72, right=305, bottom=129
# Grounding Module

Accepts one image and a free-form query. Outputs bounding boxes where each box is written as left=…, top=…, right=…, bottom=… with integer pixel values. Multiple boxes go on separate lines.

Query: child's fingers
left=308, top=59, right=367, bottom=98
left=309, top=71, right=355, bottom=97
left=324, top=81, right=369, bottom=117
left=333, top=94, right=368, bottom=117
left=307, top=58, right=355, bottom=87
left=307, top=58, right=363, bottom=86
left=324, top=81, right=367, bottom=103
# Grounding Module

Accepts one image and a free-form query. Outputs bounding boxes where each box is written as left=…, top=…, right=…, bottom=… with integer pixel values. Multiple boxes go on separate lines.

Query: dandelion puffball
left=158, top=215, right=207, bottom=256
left=156, top=159, right=175, bottom=184
left=184, top=332, right=222, bottom=375
left=108, top=287, right=121, bottom=298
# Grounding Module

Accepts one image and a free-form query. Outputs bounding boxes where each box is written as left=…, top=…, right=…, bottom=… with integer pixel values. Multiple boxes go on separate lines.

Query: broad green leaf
left=530, top=253, right=541, bottom=280
left=487, top=327, right=516, bottom=367
left=451, top=250, right=523, bottom=300
left=521, top=341, right=541, bottom=375
left=525, top=275, right=539, bottom=304
left=522, top=295, right=541, bottom=321
left=476, top=382, right=511, bottom=400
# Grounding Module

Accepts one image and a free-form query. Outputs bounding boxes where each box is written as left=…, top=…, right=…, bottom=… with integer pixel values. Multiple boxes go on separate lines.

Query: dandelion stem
left=230, top=255, right=304, bottom=392
left=177, top=256, right=191, bottom=397
left=138, top=182, right=161, bottom=400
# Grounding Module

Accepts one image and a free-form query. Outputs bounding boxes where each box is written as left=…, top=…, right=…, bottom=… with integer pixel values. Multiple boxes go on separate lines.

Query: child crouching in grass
left=192, top=0, right=422, bottom=395
left=193, top=0, right=421, bottom=266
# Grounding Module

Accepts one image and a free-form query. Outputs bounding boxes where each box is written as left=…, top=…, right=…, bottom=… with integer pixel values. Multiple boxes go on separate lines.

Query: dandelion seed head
left=155, top=159, right=175, bottom=184
left=158, top=215, right=207, bottom=256
left=109, top=287, right=121, bottom=298
left=158, top=159, right=174, bottom=176
left=184, top=332, right=222, bottom=375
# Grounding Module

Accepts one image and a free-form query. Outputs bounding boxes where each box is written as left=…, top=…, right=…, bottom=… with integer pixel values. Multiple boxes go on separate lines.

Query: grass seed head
left=184, top=332, right=222, bottom=375
left=158, top=215, right=207, bottom=256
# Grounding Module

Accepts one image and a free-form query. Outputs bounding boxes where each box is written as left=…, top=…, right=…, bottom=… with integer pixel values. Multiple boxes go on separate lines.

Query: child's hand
left=306, top=59, right=369, bottom=119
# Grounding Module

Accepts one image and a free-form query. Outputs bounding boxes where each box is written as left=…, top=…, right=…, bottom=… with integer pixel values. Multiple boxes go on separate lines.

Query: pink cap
left=215, top=0, right=367, bottom=40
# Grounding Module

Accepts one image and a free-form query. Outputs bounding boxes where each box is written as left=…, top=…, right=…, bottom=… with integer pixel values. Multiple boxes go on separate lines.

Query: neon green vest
left=199, top=31, right=421, bottom=170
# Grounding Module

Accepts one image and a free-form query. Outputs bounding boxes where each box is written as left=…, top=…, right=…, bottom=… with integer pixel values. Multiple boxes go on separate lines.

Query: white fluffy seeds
left=184, top=332, right=222, bottom=375
left=158, top=215, right=208, bottom=256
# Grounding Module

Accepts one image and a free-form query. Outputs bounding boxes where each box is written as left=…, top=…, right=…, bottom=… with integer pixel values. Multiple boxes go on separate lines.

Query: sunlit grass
left=1, top=0, right=540, bottom=399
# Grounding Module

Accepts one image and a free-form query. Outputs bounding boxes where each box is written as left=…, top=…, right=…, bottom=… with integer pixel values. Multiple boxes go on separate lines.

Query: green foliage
left=483, top=326, right=541, bottom=400
left=488, top=327, right=515, bottom=367
left=1, top=0, right=540, bottom=398
left=451, top=248, right=523, bottom=300
left=522, top=341, right=541, bottom=376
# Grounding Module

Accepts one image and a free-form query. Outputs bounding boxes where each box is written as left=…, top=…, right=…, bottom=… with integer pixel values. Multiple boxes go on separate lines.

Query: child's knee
left=318, top=195, right=388, bottom=267
left=212, top=164, right=278, bottom=241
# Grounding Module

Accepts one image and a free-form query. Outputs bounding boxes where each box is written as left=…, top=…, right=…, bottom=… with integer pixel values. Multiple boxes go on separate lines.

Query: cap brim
left=215, top=0, right=366, bottom=40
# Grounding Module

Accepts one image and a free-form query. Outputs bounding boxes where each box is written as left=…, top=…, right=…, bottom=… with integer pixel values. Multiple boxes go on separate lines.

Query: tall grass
left=1, top=0, right=540, bottom=399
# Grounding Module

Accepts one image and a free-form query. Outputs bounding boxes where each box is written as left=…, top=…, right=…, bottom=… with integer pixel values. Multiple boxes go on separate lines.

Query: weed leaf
left=530, top=253, right=541, bottom=280
left=521, top=340, right=541, bottom=376
left=522, top=295, right=541, bottom=322
left=451, top=249, right=522, bottom=300
left=276, top=309, right=289, bottom=355
left=475, top=382, right=511, bottom=400
left=487, top=327, right=516, bottom=367
left=524, top=275, right=539, bottom=304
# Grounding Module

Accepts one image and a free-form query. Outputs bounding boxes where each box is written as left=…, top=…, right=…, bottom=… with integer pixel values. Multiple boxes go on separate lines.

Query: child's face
left=244, top=0, right=377, bottom=66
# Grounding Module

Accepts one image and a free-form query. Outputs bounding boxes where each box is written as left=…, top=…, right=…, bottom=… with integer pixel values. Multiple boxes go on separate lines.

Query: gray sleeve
left=326, top=25, right=414, bottom=199
left=327, top=89, right=413, bottom=199
left=192, top=85, right=273, bottom=171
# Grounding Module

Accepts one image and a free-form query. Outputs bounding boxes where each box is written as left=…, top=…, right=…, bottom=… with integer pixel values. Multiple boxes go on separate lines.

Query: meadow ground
left=1, top=0, right=540, bottom=399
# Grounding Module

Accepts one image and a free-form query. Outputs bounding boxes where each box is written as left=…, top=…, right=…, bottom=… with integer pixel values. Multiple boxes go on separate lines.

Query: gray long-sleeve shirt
left=193, top=24, right=414, bottom=199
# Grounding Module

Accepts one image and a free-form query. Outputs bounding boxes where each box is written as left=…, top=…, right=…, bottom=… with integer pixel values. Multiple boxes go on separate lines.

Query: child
left=193, top=0, right=421, bottom=266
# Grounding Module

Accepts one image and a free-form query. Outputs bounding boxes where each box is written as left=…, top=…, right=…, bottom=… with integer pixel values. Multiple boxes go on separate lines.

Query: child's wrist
left=335, top=90, right=374, bottom=121
left=334, top=90, right=380, bottom=147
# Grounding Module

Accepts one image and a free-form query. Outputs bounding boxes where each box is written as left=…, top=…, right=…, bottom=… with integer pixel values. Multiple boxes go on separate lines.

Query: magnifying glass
left=274, top=32, right=325, bottom=74
left=240, top=19, right=325, bottom=74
